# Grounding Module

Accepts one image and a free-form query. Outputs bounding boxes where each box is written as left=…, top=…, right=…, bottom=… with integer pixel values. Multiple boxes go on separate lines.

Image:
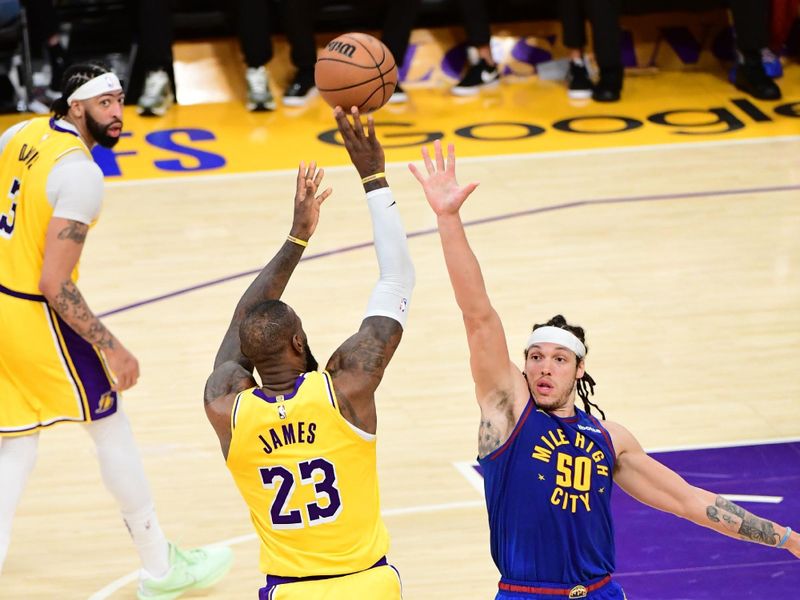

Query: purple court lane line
left=98, top=182, right=800, bottom=318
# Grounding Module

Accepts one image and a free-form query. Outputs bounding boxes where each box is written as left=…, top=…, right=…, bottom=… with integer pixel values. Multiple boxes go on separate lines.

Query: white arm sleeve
left=364, top=187, right=415, bottom=328
left=47, top=153, right=104, bottom=224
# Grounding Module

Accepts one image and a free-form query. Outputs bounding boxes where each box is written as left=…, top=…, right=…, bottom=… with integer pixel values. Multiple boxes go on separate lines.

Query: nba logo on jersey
left=97, top=392, right=116, bottom=414
left=277, top=405, right=287, bottom=420
left=568, top=585, right=588, bottom=599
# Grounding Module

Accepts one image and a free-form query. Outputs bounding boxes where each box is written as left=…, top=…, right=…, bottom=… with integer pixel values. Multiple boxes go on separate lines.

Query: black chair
left=0, top=6, right=33, bottom=112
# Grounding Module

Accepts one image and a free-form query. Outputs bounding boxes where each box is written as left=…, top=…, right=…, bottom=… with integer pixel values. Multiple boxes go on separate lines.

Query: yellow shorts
left=260, top=563, right=402, bottom=600
left=0, top=286, right=118, bottom=437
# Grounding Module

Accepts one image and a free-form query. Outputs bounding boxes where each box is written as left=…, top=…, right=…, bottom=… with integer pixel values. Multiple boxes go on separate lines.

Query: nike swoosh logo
left=389, top=201, right=396, bottom=207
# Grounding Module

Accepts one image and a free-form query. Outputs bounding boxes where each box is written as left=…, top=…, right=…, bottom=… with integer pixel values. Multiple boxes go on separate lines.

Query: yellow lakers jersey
left=226, top=370, right=390, bottom=577
left=0, top=117, right=91, bottom=294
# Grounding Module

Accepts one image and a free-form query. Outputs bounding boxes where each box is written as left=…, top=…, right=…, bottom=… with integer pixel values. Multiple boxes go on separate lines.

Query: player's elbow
left=38, top=273, right=60, bottom=301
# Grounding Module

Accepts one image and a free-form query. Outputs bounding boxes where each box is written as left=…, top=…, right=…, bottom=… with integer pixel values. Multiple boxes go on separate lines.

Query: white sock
left=0, top=433, right=39, bottom=574
left=84, top=410, right=170, bottom=578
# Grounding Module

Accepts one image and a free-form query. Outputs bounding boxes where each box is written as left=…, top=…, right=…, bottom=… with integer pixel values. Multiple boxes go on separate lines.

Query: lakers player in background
left=0, top=62, right=232, bottom=599
left=204, top=106, right=414, bottom=599
left=409, top=140, right=799, bottom=600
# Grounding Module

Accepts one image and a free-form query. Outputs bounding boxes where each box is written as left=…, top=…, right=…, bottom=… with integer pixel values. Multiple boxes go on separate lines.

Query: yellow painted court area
left=1, top=13, right=798, bottom=180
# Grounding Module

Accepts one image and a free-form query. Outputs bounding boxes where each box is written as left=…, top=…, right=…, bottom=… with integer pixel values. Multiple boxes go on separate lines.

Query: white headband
left=66, top=73, right=123, bottom=104
left=525, top=326, right=586, bottom=358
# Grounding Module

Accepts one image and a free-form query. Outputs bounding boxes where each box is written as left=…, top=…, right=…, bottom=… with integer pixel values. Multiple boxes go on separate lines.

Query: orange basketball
left=315, top=32, right=398, bottom=113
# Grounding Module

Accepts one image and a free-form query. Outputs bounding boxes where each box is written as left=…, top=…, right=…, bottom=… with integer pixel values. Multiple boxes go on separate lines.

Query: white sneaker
left=245, top=66, right=276, bottom=111
left=137, top=70, right=174, bottom=117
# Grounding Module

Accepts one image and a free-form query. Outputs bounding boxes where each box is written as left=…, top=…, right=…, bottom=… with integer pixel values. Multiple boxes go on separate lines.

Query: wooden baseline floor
left=1, top=136, right=799, bottom=599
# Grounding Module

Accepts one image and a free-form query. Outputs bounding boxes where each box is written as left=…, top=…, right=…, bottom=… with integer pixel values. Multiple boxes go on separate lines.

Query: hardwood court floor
left=2, top=136, right=799, bottom=599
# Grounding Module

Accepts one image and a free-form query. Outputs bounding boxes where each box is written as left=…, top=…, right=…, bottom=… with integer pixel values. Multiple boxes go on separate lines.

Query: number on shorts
left=259, top=457, right=342, bottom=529
left=0, top=178, right=21, bottom=239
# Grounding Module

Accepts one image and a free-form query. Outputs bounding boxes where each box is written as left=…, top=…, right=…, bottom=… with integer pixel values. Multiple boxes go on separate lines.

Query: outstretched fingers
left=313, top=166, right=325, bottom=188
left=446, top=143, right=456, bottom=174
left=334, top=106, right=355, bottom=145
left=408, top=162, right=426, bottom=185
left=421, top=145, right=435, bottom=176
left=434, top=139, right=445, bottom=172
left=350, top=106, right=365, bottom=139
left=316, top=186, right=333, bottom=205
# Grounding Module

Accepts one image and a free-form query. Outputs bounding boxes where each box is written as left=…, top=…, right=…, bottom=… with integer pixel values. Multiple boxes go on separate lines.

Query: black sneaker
left=567, top=59, right=592, bottom=99
left=592, top=66, right=622, bottom=102
left=283, top=70, right=317, bottom=107
left=734, top=60, right=782, bottom=100
left=452, top=59, right=499, bottom=96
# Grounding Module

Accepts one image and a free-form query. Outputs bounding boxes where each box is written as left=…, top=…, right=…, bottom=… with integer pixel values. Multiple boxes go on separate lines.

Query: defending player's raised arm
left=409, top=141, right=521, bottom=413
left=326, top=107, right=415, bottom=434
left=607, top=421, right=799, bottom=558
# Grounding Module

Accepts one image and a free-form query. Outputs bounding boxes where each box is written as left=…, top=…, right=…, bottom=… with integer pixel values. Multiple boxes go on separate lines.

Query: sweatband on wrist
left=777, top=526, right=792, bottom=548
left=67, top=73, right=123, bottom=104
left=361, top=172, right=386, bottom=184
left=286, top=235, right=308, bottom=248
left=364, top=187, right=415, bottom=327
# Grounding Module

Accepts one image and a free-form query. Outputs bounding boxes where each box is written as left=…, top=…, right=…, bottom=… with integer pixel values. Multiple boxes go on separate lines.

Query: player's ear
left=291, top=334, right=304, bottom=355
left=576, top=359, right=585, bottom=380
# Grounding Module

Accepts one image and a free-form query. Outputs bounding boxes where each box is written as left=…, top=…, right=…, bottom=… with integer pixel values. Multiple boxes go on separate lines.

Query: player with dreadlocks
left=0, top=62, right=232, bottom=599
left=410, top=140, right=799, bottom=600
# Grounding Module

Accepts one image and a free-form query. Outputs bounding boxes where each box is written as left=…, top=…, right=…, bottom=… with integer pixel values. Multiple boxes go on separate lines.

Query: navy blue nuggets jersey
left=479, top=399, right=616, bottom=585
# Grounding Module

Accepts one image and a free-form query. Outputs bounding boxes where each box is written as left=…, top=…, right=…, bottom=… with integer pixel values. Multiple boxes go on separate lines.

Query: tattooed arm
left=39, top=217, right=139, bottom=391
left=325, top=108, right=415, bottom=435
left=204, top=162, right=331, bottom=457
left=410, top=139, right=528, bottom=457
left=607, top=421, right=798, bottom=556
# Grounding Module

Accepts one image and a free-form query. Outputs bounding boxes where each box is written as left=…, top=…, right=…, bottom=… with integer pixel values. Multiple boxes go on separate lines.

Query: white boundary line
left=90, top=437, right=798, bottom=598
left=88, top=499, right=485, bottom=599
left=104, top=135, right=800, bottom=189
left=721, top=495, right=783, bottom=504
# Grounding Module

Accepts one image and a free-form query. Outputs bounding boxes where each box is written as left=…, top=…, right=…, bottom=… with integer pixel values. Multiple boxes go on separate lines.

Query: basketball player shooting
left=204, top=107, right=414, bottom=599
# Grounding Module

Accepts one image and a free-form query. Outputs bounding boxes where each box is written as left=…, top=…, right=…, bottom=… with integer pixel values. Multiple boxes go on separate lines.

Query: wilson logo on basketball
left=326, top=41, right=356, bottom=59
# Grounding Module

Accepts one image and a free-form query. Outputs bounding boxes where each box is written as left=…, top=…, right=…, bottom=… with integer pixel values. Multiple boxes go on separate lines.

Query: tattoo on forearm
left=715, top=496, right=746, bottom=518
left=52, top=279, right=114, bottom=349
left=57, top=221, right=88, bottom=243
left=706, top=495, right=780, bottom=546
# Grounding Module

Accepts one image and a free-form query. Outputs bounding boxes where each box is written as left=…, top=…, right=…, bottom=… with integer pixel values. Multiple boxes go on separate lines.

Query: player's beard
left=532, top=382, right=576, bottom=414
left=304, top=344, right=319, bottom=372
left=86, top=111, right=121, bottom=148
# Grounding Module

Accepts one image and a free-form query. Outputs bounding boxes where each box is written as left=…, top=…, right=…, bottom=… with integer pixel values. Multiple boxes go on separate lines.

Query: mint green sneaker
left=137, top=543, right=233, bottom=600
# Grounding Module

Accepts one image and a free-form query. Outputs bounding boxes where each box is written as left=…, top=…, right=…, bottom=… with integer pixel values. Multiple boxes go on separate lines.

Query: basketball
left=315, top=32, right=398, bottom=113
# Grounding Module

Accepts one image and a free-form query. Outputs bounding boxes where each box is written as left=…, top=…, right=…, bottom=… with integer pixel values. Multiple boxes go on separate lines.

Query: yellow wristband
left=287, top=235, right=308, bottom=248
left=361, top=172, right=386, bottom=184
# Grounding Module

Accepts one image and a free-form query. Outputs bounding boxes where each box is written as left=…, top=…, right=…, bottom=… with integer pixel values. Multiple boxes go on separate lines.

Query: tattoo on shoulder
left=57, top=221, right=88, bottom=244
left=204, top=363, right=255, bottom=406
left=341, top=318, right=402, bottom=374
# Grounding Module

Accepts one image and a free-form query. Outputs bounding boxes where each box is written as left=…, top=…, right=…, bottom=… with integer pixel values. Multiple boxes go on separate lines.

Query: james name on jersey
left=258, top=420, right=317, bottom=454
